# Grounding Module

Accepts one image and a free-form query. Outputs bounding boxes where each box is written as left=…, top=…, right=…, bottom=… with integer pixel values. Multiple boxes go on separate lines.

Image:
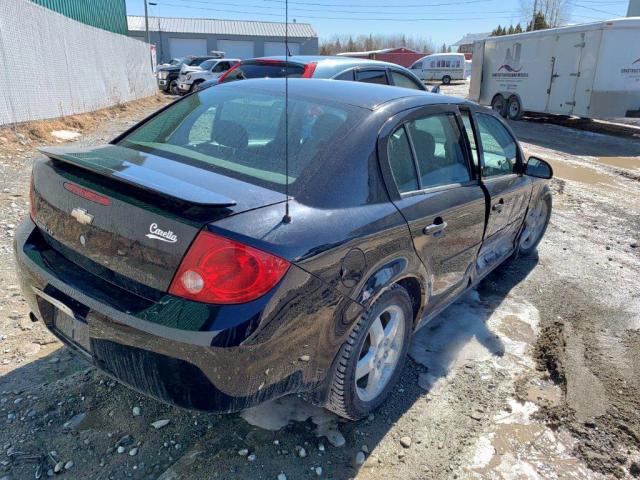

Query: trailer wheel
left=491, top=95, right=507, bottom=117
left=442, top=75, right=451, bottom=85
left=507, top=96, right=524, bottom=120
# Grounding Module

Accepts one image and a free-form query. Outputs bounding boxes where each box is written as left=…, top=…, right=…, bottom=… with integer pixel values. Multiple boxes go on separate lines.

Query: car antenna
left=282, top=0, right=292, bottom=224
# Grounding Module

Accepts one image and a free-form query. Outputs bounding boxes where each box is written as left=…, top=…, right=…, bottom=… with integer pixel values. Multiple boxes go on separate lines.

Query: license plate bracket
left=53, top=310, right=91, bottom=352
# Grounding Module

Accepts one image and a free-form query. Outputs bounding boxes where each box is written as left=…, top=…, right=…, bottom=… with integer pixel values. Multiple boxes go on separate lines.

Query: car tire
left=169, top=79, right=179, bottom=95
left=507, top=96, right=524, bottom=121
left=191, top=80, right=204, bottom=92
left=325, top=285, right=413, bottom=420
left=442, top=75, right=451, bottom=85
left=491, top=94, right=508, bottom=117
left=518, top=192, right=552, bottom=256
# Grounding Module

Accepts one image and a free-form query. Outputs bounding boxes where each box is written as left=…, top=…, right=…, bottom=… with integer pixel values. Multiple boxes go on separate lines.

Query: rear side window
left=390, top=71, right=422, bottom=90
left=475, top=114, right=518, bottom=177
left=407, top=114, right=470, bottom=188
left=356, top=70, right=388, bottom=85
left=118, top=88, right=365, bottom=194
left=221, top=62, right=304, bottom=82
left=387, top=127, right=419, bottom=193
left=334, top=69, right=354, bottom=81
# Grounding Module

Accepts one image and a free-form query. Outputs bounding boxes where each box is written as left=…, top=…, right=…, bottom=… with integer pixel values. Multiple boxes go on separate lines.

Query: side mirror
left=525, top=157, right=553, bottom=179
left=431, top=85, right=440, bottom=94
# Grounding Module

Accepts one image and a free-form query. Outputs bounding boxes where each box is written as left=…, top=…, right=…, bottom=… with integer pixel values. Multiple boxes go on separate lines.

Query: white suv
left=177, top=59, right=240, bottom=94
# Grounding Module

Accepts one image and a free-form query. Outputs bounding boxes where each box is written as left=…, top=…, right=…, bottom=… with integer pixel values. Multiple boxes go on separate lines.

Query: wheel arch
left=354, top=256, right=428, bottom=331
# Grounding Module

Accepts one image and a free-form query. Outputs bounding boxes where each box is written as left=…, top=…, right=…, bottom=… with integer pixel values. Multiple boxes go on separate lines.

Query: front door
left=383, top=108, right=486, bottom=307
left=471, top=112, right=531, bottom=269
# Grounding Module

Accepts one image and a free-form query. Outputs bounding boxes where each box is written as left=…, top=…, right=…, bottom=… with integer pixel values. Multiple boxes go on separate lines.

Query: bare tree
left=319, top=34, right=436, bottom=55
left=520, top=0, right=572, bottom=27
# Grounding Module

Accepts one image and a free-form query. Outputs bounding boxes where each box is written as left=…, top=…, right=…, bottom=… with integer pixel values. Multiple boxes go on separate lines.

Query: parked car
left=409, top=53, right=467, bottom=84
left=197, top=56, right=427, bottom=91
left=177, top=58, right=240, bottom=94
left=16, top=79, right=552, bottom=419
left=157, top=55, right=221, bottom=94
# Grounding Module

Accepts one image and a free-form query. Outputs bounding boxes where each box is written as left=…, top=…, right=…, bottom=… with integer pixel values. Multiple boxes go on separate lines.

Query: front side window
left=356, top=69, right=388, bottom=85
left=460, top=111, right=479, bottom=169
left=212, top=61, right=228, bottom=73
left=387, top=126, right=419, bottom=193
left=406, top=114, right=471, bottom=188
left=475, top=114, right=518, bottom=177
left=390, top=71, right=422, bottom=90
left=199, top=59, right=216, bottom=70
left=119, top=88, right=364, bottom=194
left=413, top=62, right=423, bottom=70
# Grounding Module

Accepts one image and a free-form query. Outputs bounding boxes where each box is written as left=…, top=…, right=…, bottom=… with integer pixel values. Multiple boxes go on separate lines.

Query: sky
left=124, top=0, right=631, bottom=46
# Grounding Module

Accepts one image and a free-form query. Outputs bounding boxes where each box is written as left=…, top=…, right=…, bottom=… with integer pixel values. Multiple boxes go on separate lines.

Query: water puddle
left=548, top=159, right=614, bottom=185
left=469, top=399, right=597, bottom=479
left=594, top=156, right=640, bottom=171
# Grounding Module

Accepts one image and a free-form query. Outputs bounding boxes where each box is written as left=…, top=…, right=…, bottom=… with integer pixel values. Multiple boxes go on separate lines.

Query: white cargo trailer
left=469, top=18, right=640, bottom=120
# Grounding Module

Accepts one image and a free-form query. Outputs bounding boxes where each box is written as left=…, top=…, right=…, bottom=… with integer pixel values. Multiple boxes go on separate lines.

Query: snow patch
left=240, top=396, right=344, bottom=446
left=51, top=130, right=81, bottom=141
left=409, top=290, right=540, bottom=392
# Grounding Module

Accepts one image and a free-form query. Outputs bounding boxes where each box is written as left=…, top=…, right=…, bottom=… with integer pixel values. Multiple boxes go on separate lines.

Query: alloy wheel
left=520, top=199, right=549, bottom=250
left=355, top=305, right=406, bottom=402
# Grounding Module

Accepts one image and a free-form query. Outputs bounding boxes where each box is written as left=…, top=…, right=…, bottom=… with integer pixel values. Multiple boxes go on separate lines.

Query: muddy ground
left=0, top=85, right=639, bottom=480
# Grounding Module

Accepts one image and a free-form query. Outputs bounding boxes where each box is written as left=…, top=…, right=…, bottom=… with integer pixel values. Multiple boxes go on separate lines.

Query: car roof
left=218, top=78, right=467, bottom=111
left=250, top=55, right=409, bottom=69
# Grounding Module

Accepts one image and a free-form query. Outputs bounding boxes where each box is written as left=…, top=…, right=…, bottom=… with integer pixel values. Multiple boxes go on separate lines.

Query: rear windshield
left=221, top=62, right=305, bottom=83
left=118, top=86, right=366, bottom=194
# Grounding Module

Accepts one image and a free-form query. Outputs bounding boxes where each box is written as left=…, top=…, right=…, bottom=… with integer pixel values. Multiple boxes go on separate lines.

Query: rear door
left=547, top=32, right=585, bottom=115
left=462, top=110, right=530, bottom=267
left=356, top=69, right=390, bottom=85
left=381, top=106, right=486, bottom=307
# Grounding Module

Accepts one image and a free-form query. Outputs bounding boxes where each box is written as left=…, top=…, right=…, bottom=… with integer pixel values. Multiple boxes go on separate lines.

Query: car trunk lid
left=32, top=144, right=284, bottom=293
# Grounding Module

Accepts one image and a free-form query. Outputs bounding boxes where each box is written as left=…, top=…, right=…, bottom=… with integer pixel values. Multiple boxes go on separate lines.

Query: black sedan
left=15, top=79, right=552, bottom=419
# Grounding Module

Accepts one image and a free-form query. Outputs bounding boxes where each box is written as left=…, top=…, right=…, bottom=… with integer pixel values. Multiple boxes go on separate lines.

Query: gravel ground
left=0, top=86, right=639, bottom=480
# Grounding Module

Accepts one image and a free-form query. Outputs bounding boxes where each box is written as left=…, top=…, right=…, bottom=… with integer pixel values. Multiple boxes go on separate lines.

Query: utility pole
left=144, top=0, right=153, bottom=70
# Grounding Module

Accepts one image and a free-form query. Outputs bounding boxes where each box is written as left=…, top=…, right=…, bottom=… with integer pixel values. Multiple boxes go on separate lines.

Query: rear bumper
left=14, top=218, right=352, bottom=412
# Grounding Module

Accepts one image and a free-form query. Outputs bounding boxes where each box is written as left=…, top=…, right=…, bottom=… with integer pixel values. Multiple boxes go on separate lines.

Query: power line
left=156, top=2, right=524, bottom=21
left=174, top=0, right=501, bottom=8
left=170, top=0, right=515, bottom=15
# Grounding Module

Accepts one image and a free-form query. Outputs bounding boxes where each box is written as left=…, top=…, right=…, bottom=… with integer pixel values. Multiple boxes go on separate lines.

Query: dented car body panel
left=14, top=79, right=550, bottom=412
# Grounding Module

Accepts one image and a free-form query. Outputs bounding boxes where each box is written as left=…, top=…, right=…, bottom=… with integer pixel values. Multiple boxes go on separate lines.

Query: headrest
left=213, top=120, right=248, bottom=149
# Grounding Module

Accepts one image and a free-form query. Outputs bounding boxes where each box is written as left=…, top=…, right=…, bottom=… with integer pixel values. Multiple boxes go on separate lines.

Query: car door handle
left=492, top=199, right=505, bottom=213
left=423, top=219, right=448, bottom=236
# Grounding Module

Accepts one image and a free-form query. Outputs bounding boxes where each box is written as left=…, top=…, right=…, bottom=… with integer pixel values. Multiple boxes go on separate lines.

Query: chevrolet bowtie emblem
left=70, top=207, right=94, bottom=225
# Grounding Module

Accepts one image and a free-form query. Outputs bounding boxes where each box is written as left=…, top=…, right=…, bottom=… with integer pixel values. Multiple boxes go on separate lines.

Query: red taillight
left=63, top=182, right=111, bottom=206
left=302, top=62, right=318, bottom=78
left=218, top=62, right=241, bottom=83
left=169, top=231, right=290, bottom=304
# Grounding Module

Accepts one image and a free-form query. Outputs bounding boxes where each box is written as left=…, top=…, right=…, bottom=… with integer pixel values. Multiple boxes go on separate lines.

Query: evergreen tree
left=514, top=24, right=523, bottom=33
left=527, top=11, right=549, bottom=31
left=507, top=25, right=515, bottom=35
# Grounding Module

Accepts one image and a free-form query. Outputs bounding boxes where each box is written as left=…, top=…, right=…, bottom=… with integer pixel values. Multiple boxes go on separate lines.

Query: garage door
left=169, top=38, right=207, bottom=59
left=264, top=42, right=301, bottom=57
left=217, top=40, right=255, bottom=59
